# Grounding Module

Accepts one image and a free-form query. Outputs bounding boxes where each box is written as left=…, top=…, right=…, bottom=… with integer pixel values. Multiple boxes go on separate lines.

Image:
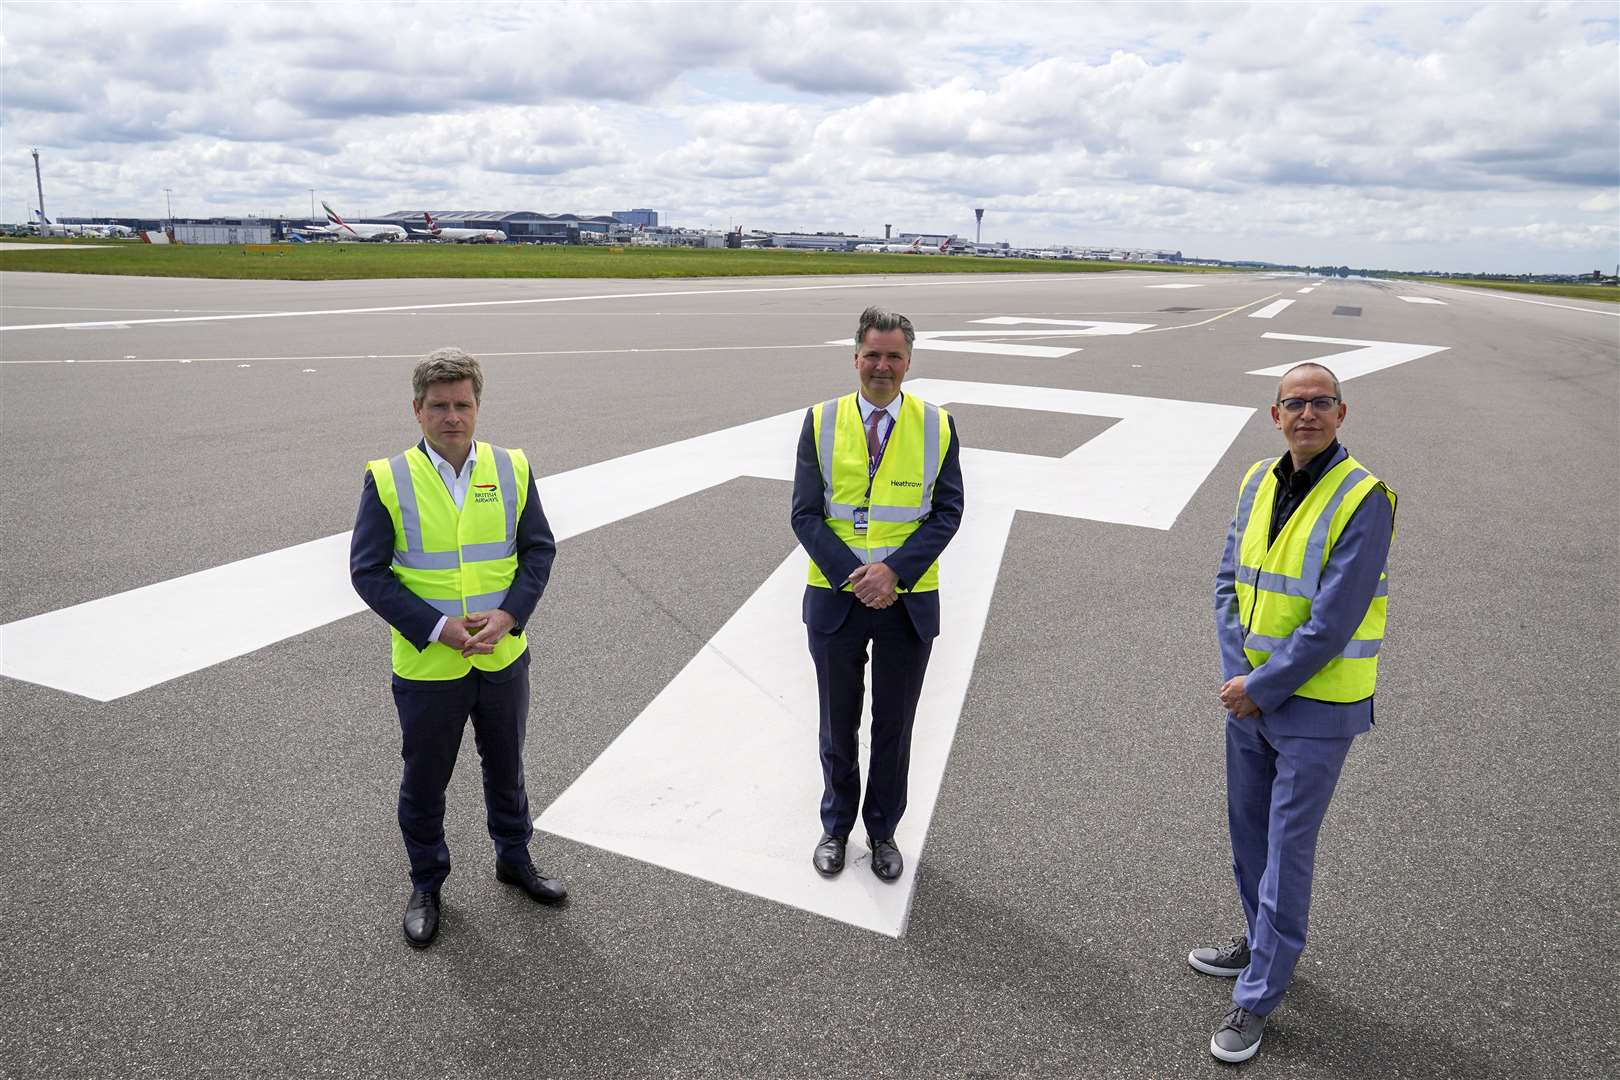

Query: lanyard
left=864, top=408, right=895, bottom=502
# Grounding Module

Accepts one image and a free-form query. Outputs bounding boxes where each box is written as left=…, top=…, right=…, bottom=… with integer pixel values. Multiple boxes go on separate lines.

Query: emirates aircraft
left=293, top=202, right=408, bottom=242
left=31, top=211, right=134, bottom=238
left=412, top=212, right=505, bottom=243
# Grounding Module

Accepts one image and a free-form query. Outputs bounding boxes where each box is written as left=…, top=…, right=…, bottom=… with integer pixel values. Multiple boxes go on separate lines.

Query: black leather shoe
left=813, top=833, right=847, bottom=876
left=496, top=860, right=568, bottom=904
left=403, top=888, right=440, bottom=948
left=869, top=837, right=903, bottom=881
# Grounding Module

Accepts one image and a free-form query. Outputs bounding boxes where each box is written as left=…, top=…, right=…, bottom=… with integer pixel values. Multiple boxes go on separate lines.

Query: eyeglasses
left=1277, top=396, right=1340, bottom=413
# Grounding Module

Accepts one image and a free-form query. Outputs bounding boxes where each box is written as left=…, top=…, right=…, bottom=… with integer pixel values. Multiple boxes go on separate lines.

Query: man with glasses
left=1190, top=362, right=1396, bottom=1062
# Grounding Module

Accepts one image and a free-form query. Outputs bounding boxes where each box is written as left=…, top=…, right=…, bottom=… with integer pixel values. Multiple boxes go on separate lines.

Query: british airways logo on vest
left=472, top=483, right=500, bottom=504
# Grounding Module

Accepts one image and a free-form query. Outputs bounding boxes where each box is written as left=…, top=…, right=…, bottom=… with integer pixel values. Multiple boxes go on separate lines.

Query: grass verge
left=0, top=242, right=1240, bottom=281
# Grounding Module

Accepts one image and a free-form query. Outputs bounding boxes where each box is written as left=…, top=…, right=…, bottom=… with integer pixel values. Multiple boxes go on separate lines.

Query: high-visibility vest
left=808, top=392, right=952, bottom=593
left=1233, top=453, right=1396, bottom=703
left=366, top=441, right=530, bottom=680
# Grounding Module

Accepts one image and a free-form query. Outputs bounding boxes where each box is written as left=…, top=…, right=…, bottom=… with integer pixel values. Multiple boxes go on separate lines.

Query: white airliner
left=411, top=212, right=504, bottom=243
left=854, top=236, right=955, bottom=254
left=293, top=202, right=408, bottom=242
left=30, top=211, right=133, bottom=238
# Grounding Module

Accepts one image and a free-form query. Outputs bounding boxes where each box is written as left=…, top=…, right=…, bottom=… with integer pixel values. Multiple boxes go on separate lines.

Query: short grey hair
left=855, top=305, right=915, bottom=351
left=1277, top=362, right=1343, bottom=403
left=412, top=347, right=484, bottom=406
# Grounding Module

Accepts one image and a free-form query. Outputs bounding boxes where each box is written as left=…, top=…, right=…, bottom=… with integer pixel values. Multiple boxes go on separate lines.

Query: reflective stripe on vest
left=366, top=441, right=531, bottom=680
left=1233, top=452, right=1395, bottom=702
left=808, top=393, right=951, bottom=592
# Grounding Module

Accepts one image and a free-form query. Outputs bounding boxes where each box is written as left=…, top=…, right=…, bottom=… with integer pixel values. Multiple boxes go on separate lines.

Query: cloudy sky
left=2, top=0, right=1616, bottom=272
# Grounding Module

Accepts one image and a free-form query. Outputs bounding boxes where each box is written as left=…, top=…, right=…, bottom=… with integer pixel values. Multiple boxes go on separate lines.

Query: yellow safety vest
left=1233, top=453, right=1396, bottom=702
left=366, top=441, right=530, bottom=680
left=808, top=392, right=952, bottom=593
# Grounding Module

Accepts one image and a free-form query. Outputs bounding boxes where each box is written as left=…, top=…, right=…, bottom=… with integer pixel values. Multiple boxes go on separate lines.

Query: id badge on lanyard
left=853, top=505, right=869, bottom=534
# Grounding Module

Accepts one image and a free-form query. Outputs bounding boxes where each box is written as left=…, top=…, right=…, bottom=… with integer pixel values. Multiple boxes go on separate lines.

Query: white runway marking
left=1249, top=332, right=1449, bottom=381
left=0, top=378, right=1251, bottom=937
left=971, top=316, right=1156, bottom=335
left=1413, top=283, right=1619, bottom=316
left=1248, top=299, right=1296, bottom=319
left=1297, top=287, right=1316, bottom=294
left=0, top=277, right=1072, bottom=333
left=0, top=343, right=843, bottom=366
left=1397, top=296, right=1447, bottom=305
left=538, top=378, right=1253, bottom=935
left=1145, top=283, right=1204, bottom=289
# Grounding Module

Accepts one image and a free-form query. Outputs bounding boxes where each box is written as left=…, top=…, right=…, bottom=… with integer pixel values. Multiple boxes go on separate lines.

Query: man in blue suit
left=350, top=347, right=566, bottom=949
left=1190, top=362, right=1396, bottom=1062
left=791, top=306, right=965, bottom=883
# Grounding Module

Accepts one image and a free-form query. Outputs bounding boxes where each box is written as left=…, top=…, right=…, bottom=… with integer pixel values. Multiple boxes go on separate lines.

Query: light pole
left=309, top=189, right=315, bottom=220
left=164, top=188, right=173, bottom=222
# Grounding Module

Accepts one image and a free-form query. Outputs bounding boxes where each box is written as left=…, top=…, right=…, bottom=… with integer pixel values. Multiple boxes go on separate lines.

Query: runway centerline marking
left=1249, top=299, right=1296, bottom=319
left=0, top=277, right=1110, bottom=333
left=1397, top=296, right=1447, bottom=305
left=1248, top=332, right=1449, bottom=381
left=0, top=378, right=1251, bottom=937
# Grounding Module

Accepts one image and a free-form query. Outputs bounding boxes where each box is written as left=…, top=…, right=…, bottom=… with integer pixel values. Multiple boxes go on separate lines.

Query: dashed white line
left=1249, top=299, right=1296, bottom=319
left=1397, top=297, right=1447, bottom=305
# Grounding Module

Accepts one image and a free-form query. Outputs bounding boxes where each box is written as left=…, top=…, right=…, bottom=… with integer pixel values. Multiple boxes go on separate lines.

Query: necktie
left=866, top=408, right=885, bottom=463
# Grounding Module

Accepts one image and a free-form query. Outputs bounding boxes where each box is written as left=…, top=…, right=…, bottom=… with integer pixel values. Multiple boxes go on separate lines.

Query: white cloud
left=0, top=0, right=1615, bottom=271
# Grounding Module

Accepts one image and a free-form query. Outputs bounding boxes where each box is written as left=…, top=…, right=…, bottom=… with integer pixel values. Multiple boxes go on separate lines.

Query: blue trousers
left=393, top=651, right=534, bottom=891
left=807, top=603, right=933, bottom=842
left=1226, top=715, right=1355, bottom=1015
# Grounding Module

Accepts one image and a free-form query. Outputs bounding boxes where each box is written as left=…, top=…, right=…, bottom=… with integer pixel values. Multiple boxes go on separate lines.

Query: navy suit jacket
left=350, top=439, right=556, bottom=676
left=790, top=404, right=964, bottom=640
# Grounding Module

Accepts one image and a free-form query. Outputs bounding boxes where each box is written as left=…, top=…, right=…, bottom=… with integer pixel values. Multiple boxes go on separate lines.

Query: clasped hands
left=440, top=609, right=516, bottom=657
left=847, top=562, right=899, bottom=609
left=1220, top=675, right=1260, bottom=718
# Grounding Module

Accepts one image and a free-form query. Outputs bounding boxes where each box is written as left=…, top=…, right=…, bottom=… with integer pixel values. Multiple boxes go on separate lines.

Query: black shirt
left=1269, top=439, right=1342, bottom=546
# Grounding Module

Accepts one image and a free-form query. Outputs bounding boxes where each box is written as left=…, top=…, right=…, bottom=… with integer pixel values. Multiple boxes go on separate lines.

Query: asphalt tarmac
left=1, top=268, right=1616, bottom=1079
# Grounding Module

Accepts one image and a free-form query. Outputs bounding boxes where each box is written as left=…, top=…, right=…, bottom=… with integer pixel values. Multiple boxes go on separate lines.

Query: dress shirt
left=857, top=392, right=900, bottom=458
left=421, top=439, right=477, bottom=510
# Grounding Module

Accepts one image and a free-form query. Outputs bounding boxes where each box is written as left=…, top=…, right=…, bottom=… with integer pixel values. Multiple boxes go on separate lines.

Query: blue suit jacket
left=350, top=439, right=556, bottom=671
left=790, top=404, right=965, bottom=640
left=1213, top=444, right=1394, bottom=738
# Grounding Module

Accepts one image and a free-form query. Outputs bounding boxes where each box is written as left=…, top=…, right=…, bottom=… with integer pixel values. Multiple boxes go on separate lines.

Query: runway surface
left=1, top=269, right=1616, bottom=1078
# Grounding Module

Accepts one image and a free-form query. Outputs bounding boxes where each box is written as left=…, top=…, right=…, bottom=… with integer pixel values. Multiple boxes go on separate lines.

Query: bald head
left=1276, top=362, right=1342, bottom=404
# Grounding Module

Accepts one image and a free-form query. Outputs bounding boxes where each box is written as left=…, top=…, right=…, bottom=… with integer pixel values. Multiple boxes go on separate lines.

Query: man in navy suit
left=791, top=306, right=965, bottom=883
left=350, top=347, right=565, bottom=949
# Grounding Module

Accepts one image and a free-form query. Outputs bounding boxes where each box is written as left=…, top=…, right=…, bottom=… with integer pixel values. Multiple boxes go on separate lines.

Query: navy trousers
left=1226, top=715, right=1355, bottom=1014
left=393, top=651, right=534, bottom=891
left=808, top=603, right=933, bottom=842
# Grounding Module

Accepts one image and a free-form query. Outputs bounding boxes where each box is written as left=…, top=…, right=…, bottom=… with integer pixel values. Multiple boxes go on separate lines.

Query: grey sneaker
left=1188, top=935, right=1251, bottom=977
left=1210, top=1004, right=1266, bottom=1063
